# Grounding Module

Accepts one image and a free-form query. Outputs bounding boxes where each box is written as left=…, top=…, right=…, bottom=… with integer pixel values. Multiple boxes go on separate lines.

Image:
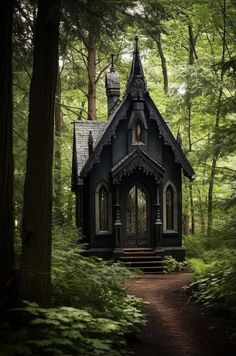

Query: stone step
left=123, top=247, right=153, bottom=252
left=120, top=255, right=163, bottom=261
left=122, top=250, right=157, bottom=256
left=119, top=248, right=165, bottom=274
left=123, top=260, right=164, bottom=266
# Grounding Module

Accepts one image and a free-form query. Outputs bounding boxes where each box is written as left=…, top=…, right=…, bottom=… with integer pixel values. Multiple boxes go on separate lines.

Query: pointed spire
left=126, top=36, right=147, bottom=99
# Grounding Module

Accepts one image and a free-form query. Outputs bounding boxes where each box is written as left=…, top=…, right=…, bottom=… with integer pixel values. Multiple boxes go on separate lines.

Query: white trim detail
left=95, top=182, right=112, bottom=234
left=163, top=181, right=178, bottom=233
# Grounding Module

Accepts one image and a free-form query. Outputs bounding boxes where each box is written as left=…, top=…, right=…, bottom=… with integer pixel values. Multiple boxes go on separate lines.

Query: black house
left=72, top=38, right=194, bottom=261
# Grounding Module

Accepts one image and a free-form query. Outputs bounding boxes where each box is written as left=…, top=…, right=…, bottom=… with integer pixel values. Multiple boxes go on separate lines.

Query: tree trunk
left=0, top=0, right=14, bottom=308
left=207, top=155, right=218, bottom=236
left=54, top=72, right=63, bottom=225
left=87, top=31, right=96, bottom=120
left=188, top=25, right=198, bottom=65
left=187, top=101, right=195, bottom=234
left=186, top=25, right=197, bottom=234
left=196, top=186, right=206, bottom=235
left=207, top=0, right=226, bottom=236
left=189, top=183, right=195, bottom=234
left=207, top=90, right=222, bottom=236
left=155, top=32, right=168, bottom=95
left=20, top=0, right=60, bottom=305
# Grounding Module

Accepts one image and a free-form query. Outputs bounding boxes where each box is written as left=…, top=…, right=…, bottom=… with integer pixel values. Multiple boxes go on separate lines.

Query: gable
left=111, top=147, right=165, bottom=184
left=73, top=37, right=195, bottom=183
left=79, top=94, right=194, bottom=180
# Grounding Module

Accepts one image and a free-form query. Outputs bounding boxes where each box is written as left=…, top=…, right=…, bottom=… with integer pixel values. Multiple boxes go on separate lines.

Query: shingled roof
left=73, top=120, right=108, bottom=177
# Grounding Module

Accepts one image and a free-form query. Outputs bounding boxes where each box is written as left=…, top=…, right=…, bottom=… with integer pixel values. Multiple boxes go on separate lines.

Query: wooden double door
left=125, top=184, right=148, bottom=247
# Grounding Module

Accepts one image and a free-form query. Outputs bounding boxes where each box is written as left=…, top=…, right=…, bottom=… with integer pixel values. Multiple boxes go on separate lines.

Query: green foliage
left=184, top=235, right=206, bottom=259
left=187, top=253, right=236, bottom=318
left=186, top=231, right=236, bottom=336
left=1, top=227, right=147, bottom=355
left=163, top=255, right=187, bottom=273
left=51, top=226, right=138, bottom=313
left=0, top=303, right=132, bottom=355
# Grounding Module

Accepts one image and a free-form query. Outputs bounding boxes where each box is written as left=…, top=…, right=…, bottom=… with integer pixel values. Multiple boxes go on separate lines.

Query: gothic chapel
left=72, top=38, right=194, bottom=263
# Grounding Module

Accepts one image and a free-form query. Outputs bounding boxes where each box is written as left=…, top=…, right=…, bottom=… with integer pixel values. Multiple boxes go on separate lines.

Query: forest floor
left=126, top=273, right=236, bottom=356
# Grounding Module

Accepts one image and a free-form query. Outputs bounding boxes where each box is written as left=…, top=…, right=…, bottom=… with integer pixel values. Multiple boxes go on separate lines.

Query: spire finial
left=134, top=35, right=139, bottom=53
left=111, top=53, right=115, bottom=71
left=126, top=35, right=147, bottom=98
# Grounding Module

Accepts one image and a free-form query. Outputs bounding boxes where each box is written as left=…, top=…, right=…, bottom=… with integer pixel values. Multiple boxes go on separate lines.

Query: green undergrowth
left=163, top=255, right=188, bottom=273
left=0, top=226, right=147, bottom=355
left=184, top=231, right=236, bottom=338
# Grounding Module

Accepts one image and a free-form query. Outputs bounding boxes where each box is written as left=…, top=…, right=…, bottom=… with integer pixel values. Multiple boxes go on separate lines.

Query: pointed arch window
left=166, top=185, right=174, bottom=230
left=132, top=121, right=145, bottom=144
left=99, top=187, right=108, bottom=231
left=95, top=183, right=112, bottom=234
left=163, top=182, right=177, bottom=232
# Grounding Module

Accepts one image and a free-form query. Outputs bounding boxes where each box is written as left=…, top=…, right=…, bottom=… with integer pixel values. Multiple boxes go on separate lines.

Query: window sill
left=163, top=230, right=178, bottom=234
left=131, top=142, right=145, bottom=146
left=96, top=231, right=112, bottom=236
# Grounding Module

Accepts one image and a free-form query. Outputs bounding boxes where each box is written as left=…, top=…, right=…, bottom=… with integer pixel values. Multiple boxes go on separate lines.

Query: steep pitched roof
left=72, top=120, right=107, bottom=177
left=145, top=95, right=195, bottom=179
left=74, top=38, right=195, bottom=181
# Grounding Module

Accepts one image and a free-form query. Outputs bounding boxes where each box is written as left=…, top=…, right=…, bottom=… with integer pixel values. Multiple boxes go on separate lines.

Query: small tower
left=105, top=54, right=120, bottom=119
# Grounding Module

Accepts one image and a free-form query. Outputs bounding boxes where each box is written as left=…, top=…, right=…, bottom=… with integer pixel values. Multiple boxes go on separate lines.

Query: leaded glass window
left=166, top=185, right=174, bottom=230
left=99, top=187, right=108, bottom=231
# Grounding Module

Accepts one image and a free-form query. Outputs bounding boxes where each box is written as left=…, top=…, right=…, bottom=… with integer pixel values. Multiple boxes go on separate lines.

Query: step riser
left=128, top=267, right=164, bottom=274
left=120, top=257, right=163, bottom=264
left=119, top=249, right=165, bottom=274
left=122, top=261, right=163, bottom=267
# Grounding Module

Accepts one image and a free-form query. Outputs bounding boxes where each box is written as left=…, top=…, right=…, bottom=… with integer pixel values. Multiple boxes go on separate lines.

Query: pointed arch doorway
left=125, top=184, right=148, bottom=247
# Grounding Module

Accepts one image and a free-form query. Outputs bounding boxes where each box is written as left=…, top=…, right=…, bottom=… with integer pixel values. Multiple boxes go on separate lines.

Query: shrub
left=0, top=225, right=147, bottom=355
left=163, top=255, right=187, bottom=273
left=186, top=251, right=236, bottom=335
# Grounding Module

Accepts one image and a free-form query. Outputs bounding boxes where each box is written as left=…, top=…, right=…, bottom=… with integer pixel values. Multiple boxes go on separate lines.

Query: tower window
left=132, top=121, right=145, bottom=144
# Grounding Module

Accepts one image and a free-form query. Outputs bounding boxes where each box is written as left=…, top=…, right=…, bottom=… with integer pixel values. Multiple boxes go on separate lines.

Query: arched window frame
left=163, top=181, right=178, bottom=233
left=128, top=114, right=148, bottom=148
left=95, top=182, right=112, bottom=234
left=132, top=120, right=145, bottom=145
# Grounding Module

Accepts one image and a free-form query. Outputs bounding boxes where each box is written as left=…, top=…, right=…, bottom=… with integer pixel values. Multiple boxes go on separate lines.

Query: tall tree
left=0, top=0, right=14, bottom=308
left=67, top=0, right=133, bottom=120
left=207, top=0, right=227, bottom=236
left=54, top=71, right=63, bottom=224
left=20, top=0, right=60, bottom=305
left=186, top=24, right=199, bottom=235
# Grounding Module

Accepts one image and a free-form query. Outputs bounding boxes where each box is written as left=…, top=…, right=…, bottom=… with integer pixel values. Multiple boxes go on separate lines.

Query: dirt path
left=126, top=273, right=235, bottom=356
